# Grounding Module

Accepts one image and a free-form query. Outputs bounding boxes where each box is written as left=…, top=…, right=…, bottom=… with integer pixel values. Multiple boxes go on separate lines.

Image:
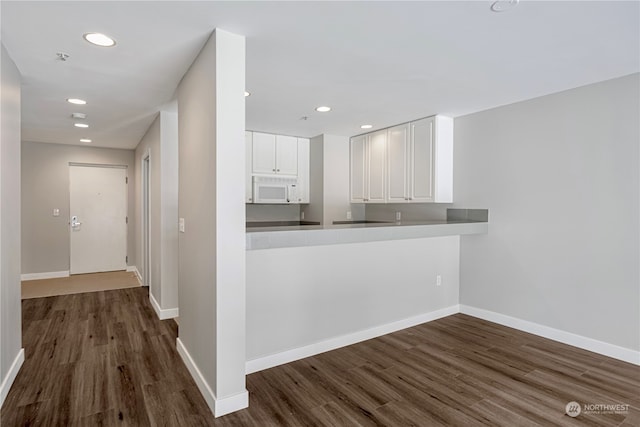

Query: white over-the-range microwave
left=252, top=176, right=299, bottom=204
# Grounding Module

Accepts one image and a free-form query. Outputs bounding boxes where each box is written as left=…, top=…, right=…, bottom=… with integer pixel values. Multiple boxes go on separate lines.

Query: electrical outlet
left=346, top=211, right=352, bottom=220
left=436, top=275, right=442, bottom=286
left=396, top=211, right=402, bottom=221
left=53, top=208, right=60, bottom=217
left=301, top=211, right=305, bottom=220
left=179, top=218, right=185, bottom=233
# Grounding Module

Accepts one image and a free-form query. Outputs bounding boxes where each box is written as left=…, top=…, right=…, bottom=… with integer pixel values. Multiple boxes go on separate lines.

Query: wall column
left=176, top=29, right=247, bottom=417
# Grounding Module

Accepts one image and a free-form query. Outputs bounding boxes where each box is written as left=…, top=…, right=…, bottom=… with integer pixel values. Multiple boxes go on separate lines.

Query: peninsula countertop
left=246, top=219, right=488, bottom=250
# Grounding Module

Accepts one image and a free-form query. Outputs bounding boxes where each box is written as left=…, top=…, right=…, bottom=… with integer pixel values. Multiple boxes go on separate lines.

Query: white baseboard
left=213, top=390, right=250, bottom=418
left=176, top=338, right=249, bottom=417
left=0, top=348, right=24, bottom=407
left=460, top=305, right=640, bottom=366
left=246, top=304, right=460, bottom=374
left=21, top=271, right=69, bottom=281
left=149, top=292, right=179, bottom=320
left=127, top=266, right=143, bottom=285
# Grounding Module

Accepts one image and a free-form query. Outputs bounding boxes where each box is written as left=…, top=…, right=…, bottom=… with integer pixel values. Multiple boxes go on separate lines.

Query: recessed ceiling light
left=490, top=0, right=519, bottom=12
left=316, top=106, right=331, bottom=112
left=244, top=91, right=251, bottom=97
left=80, top=138, right=92, bottom=143
left=74, top=123, right=89, bottom=128
left=67, top=98, right=87, bottom=105
left=360, top=124, right=373, bottom=129
left=83, top=32, right=116, bottom=47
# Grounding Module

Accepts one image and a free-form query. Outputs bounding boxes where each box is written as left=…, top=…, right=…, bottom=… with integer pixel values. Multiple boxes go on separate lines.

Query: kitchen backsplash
left=246, top=204, right=301, bottom=222
left=365, top=204, right=449, bottom=222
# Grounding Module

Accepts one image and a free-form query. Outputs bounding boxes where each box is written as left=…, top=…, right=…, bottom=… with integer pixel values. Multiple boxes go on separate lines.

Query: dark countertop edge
left=246, top=221, right=320, bottom=228
left=246, top=219, right=488, bottom=233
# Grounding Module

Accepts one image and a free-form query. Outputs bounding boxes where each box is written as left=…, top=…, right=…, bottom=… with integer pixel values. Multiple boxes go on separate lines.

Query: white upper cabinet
left=252, top=132, right=277, bottom=174
left=245, top=131, right=253, bottom=203
left=275, top=135, right=298, bottom=175
left=251, top=132, right=298, bottom=176
left=350, top=130, right=387, bottom=203
left=246, top=131, right=309, bottom=204
left=386, top=124, right=410, bottom=202
left=409, top=117, right=435, bottom=202
left=367, top=130, right=387, bottom=203
left=352, top=115, right=453, bottom=204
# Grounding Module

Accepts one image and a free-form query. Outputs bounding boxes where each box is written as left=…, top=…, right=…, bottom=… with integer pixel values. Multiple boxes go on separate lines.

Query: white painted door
left=275, top=135, right=298, bottom=175
left=387, top=124, right=410, bottom=202
left=367, top=130, right=387, bottom=203
left=70, top=165, right=128, bottom=275
left=410, top=117, right=435, bottom=202
left=350, top=135, right=366, bottom=202
left=252, top=132, right=277, bottom=174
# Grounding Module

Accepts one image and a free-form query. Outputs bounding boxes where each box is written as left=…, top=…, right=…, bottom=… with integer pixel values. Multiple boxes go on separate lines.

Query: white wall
left=305, top=135, right=324, bottom=223
left=134, top=109, right=179, bottom=316
left=303, top=134, right=364, bottom=224
left=322, top=134, right=359, bottom=224
left=177, top=29, right=247, bottom=416
left=1, top=43, right=23, bottom=406
left=454, top=73, right=640, bottom=352
left=247, top=236, right=460, bottom=361
left=21, top=141, right=136, bottom=274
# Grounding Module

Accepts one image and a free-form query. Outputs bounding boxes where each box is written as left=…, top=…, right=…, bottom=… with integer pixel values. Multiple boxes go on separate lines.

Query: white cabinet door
left=350, top=135, right=366, bottom=202
left=387, top=124, right=409, bottom=202
left=297, top=138, right=310, bottom=203
left=409, top=117, right=435, bottom=202
left=245, top=131, right=253, bottom=203
left=275, top=135, right=298, bottom=175
left=252, top=132, right=277, bottom=174
left=367, top=130, right=387, bottom=203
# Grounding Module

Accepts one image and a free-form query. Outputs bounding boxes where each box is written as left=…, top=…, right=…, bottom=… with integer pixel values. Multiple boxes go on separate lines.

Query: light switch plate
left=53, top=208, right=60, bottom=217
left=179, top=218, right=185, bottom=233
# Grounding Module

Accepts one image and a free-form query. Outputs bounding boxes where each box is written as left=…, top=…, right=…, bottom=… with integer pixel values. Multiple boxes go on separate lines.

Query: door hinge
left=126, top=216, right=128, bottom=224
left=125, top=177, right=128, bottom=184
left=126, top=256, right=128, bottom=263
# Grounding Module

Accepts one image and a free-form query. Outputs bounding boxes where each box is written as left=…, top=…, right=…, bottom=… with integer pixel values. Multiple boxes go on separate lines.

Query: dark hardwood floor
left=2, top=287, right=638, bottom=426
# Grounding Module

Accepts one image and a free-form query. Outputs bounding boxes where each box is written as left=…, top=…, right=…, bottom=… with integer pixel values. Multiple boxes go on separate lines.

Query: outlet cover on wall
left=396, top=211, right=402, bottom=221
left=436, top=275, right=442, bottom=286
left=346, top=211, right=352, bottom=220
left=179, top=218, right=185, bottom=233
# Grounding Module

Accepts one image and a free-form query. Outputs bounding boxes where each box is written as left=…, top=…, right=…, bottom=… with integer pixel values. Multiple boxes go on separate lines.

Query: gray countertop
left=246, top=219, right=480, bottom=233
left=246, top=219, right=488, bottom=250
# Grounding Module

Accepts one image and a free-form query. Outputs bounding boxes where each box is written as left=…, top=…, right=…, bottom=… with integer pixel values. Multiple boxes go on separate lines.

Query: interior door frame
left=68, top=162, right=129, bottom=274
left=142, top=150, right=151, bottom=287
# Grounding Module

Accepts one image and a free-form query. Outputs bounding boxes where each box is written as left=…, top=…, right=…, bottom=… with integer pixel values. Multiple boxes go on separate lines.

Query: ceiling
left=2, top=1, right=638, bottom=150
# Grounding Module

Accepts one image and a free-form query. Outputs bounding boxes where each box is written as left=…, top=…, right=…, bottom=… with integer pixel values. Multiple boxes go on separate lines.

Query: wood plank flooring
left=2, top=287, right=638, bottom=426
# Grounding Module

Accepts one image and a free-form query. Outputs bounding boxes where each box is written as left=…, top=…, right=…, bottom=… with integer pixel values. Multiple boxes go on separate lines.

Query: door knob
left=71, top=215, right=82, bottom=228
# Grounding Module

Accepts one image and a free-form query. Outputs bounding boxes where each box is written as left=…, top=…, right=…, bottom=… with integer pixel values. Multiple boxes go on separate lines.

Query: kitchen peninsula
left=245, top=210, right=488, bottom=373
